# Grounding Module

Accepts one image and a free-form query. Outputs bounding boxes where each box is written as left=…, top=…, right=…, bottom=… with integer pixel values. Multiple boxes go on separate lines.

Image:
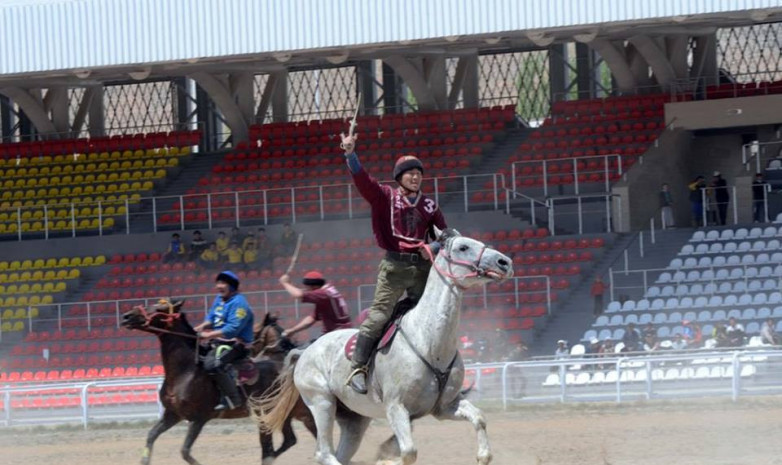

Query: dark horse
left=121, top=299, right=316, bottom=465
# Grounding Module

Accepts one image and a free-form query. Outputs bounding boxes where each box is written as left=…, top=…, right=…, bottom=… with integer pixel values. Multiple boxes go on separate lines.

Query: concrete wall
left=666, top=95, right=782, bottom=131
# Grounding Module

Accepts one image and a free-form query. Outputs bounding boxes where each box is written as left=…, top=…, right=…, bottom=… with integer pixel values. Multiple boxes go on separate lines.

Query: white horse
left=256, top=228, right=513, bottom=465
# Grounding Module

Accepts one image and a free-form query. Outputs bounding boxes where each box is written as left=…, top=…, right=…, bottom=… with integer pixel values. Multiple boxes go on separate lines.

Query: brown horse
left=121, top=299, right=315, bottom=465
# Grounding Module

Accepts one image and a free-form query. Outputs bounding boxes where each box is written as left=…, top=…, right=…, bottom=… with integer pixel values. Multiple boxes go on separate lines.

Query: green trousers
left=359, top=257, right=431, bottom=340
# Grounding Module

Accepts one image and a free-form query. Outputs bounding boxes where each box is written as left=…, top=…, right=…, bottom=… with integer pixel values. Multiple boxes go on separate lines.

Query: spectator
left=671, top=333, right=688, bottom=351
left=554, top=340, right=569, bottom=359
left=225, top=242, right=243, bottom=266
left=622, top=323, right=642, bottom=352
left=198, top=243, right=220, bottom=269
left=659, top=183, right=675, bottom=229
left=761, top=318, right=778, bottom=345
left=229, top=226, right=242, bottom=245
left=711, top=171, right=730, bottom=225
left=598, top=338, right=614, bottom=369
left=726, top=317, right=746, bottom=347
left=642, top=322, right=656, bottom=339
left=163, top=233, right=187, bottom=263
left=753, top=172, right=770, bottom=223
left=189, top=230, right=208, bottom=261
left=255, top=227, right=274, bottom=271
left=586, top=337, right=602, bottom=356
left=215, top=231, right=230, bottom=258
left=713, top=323, right=730, bottom=348
left=642, top=333, right=660, bottom=352
left=505, top=341, right=528, bottom=361
left=682, top=320, right=702, bottom=347
left=688, top=175, right=706, bottom=227
left=242, top=231, right=257, bottom=251
left=242, top=241, right=258, bottom=270
left=590, top=276, right=606, bottom=317
left=278, top=223, right=298, bottom=257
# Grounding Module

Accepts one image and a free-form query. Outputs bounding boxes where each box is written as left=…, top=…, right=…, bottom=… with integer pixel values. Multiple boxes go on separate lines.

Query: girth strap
left=397, top=326, right=458, bottom=414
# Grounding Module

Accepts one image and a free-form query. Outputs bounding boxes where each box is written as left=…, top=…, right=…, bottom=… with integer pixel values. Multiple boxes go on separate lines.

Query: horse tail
left=251, top=349, right=302, bottom=434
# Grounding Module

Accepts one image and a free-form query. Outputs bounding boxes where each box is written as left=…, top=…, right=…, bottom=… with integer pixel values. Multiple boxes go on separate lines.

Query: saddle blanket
left=344, top=322, right=398, bottom=360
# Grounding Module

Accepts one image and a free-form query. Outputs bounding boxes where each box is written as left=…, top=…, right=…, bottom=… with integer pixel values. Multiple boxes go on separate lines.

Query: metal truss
left=103, top=80, right=176, bottom=134
left=478, top=50, right=550, bottom=124
left=718, top=22, right=782, bottom=83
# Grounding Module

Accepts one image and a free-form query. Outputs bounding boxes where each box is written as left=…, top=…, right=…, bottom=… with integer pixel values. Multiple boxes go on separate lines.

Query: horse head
left=121, top=298, right=187, bottom=333
left=432, top=226, right=513, bottom=289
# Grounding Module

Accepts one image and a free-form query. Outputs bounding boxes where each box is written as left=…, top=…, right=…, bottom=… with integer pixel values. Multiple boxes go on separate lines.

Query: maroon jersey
left=302, top=284, right=352, bottom=333
left=352, top=167, right=447, bottom=253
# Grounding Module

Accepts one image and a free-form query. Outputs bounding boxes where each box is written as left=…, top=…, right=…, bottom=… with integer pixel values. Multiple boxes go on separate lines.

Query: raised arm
left=341, top=133, right=386, bottom=203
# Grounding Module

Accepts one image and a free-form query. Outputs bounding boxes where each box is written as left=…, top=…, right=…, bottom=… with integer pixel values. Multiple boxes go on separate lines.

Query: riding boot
left=211, top=369, right=242, bottom=411
left=346, top=334, right=376, bottom=394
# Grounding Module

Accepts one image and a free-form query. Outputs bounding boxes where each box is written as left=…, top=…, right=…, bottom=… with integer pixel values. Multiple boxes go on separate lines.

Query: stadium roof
left=0, top=0, right=781, bottom=83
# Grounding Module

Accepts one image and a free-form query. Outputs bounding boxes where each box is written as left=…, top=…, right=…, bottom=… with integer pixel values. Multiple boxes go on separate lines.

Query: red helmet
left=393, top=155, right=424, bottom=181
left=302, top=271, right=325, bottom=286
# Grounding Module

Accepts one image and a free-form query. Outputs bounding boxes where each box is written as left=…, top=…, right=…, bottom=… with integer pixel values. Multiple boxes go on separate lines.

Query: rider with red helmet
left=278, top=270, right=352, bottom=339
left=340, top=133, right=447, bottom=394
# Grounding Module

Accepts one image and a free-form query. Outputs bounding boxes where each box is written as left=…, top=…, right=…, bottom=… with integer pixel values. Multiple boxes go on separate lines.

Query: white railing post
left=115, top=301, right=121, bottom=328
left=70, top=203, right=76, bottom=237
left=701, top=187, right=707, bottom=227
left=207, top=194, right=213, bottom=229
left=639, top=231, right=645, bottom=258
left=732, top=186, right=738, bottom=225
left=151, top=198, right=158, bottom=233
left=348, top=184, right=353, bottom=219
left=434, top=178, right=440, bottom=205
left=235, top=192, right=241, bottom=227
left=493, top=174, right=498, bottom=210
left=609, top=267, right=615, bottom=301
left=263, top=190, right=268, bottom=225
left=86, top=302, right=91, bottom=332
left=545, top=276, right=552, bottom=315
left=291, top=187, right=297, bottom=223
left=514, top=278, right=519, bottom=308
left=179, top=196, right=185, bottom=231
left=764, top=184, right=770, bottom=223
left=605, top=195, right=612, bottom=233
left=577, top=196, right=583, bottom=235
left=572, top=158, right=579, bottom=195
left=463, top=176, right=468, bottom=212
left=97, top=201, right=103, bottom=236
left=124, top=198, right=130, bottom=234
left=603, top=156, right=610, bottom=192
left=542, top=159, right=549, bottom=197
left=43, top=205, right=49, bottom=240
left=511, top=164, right=517, bottom=199
left=319, top=185, right=325, bottom=220
left=547, top=198, right=555, bottom=235
left=57, top=304, right=62, bottom=331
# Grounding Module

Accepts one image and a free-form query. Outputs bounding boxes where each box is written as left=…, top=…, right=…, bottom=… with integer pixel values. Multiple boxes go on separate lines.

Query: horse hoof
left=476, top=453, right=493, bottom=465
left=262, top=457, right=275, bottom=465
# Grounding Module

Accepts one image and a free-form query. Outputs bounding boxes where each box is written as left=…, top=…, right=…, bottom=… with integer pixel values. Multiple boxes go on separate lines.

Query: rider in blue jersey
left=194, top=270, right=255, bottom=410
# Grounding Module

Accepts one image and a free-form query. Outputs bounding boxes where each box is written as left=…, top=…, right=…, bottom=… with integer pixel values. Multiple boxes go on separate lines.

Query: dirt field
left=2, top=398, right=782, bottom=465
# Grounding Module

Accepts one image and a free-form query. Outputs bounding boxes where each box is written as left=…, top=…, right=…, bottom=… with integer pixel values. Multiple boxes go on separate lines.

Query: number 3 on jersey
left=423, top=198, right=436, bottom=213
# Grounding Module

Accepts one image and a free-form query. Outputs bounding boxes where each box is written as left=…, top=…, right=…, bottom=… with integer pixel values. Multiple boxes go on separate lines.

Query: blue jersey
left=205, top=293, right=254, bottom=342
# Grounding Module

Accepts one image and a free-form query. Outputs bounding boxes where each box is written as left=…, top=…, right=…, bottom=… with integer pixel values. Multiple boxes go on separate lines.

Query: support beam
left=549, top=44, right=568, bottom=101
left=628, top=35, right=677, bottom=87
left=0, top=95, right=11, bottom=142
left=230, top=72, right=255, bottom=124
left=256, top=72, right=283, bottom=123
left=666, top=36, right=690, bottom=80
left=45, top=88, right=69, bottom=135
left=692, top=34, right=718, bottom=86
left=589, top=39, right=636, bottom=92
left=71, top=87, right=97, bottom=135
left=0, top=87, right=58, bottom=135
left=270, top=70, right=288, bottom=123
left=447, top=55, right=479, bottom=109
left=382, top=63, right=402, bottom=114
left=384, top=55, right=440, bottom=111
left=356, top=61, right=377, bottom=115
left=191, top=71, right=249, bottom=142
left=88, top=86, right=105, bottom=137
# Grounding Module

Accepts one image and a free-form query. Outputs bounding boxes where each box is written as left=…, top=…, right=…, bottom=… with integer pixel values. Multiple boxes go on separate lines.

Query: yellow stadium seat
left=13, top=308, right=26, bottom=319
left=120, top=161, right=132, bottom=170
left=132, top=160, right=143, bottom=169
left=16, top=296, right=27, bottom=306
left=132, top=171, right=143, bottom=180
left=43, top=270, right=55, bottom=280
left=55, top=269, right=68, bottom=280
left=84, top=174, right=95, bottom=183
left=2, top=309, right=12, bottom=320
left=7, top=223, right=17, bottom=234
left=72, top=186, right=83, bottom=196
left=39, top=166, right=50, bottom=176
left=83, top=185, right=95, bottom=195
left=0, top=274, right=6, bottom=284
left=9, top=261, right=20, bottom=271
left=180, top=146, right=191, bottom=155
left=78, top=219, right=91, bottom=229
left=103, top=217, right=114, bottom=229
left=89, top=218, right=99, bottom=228
left=94, top=256, right=106, bottom=266
left=50, top=166, right=62, bottom=175
left=107, top=173, right=118, bottom=182
left=1, top=321, right=9, bottom=332
left=96, top=173, right=107, bottom=182
left=44, top=258, right=57, bottom=268
left=95, top=185, right=106, bottom=194
left=12, top=321, right=24, bottom=332
left=56, top=257, right=69, bottom=268
left=30, top=221, right=43, bottom=232
left=29, top=283, right=42, bottom=293
left=54, top=282, right=66, bottom=292
left=119, top=172, right=131, bottom=181
left=31, top=270, right=43, bottom=281
left=107, top=184, right=118, bottom=193
left=62, top=165, right=73, bottom=175
left=3, top=296, right=15, bottom=307
left=41, top=295, right=53, bottom=304
left=168, top=146, right=180, bottom=156
left=0, top=262, right=7, bottom=272
left=28, top=295, right=41, bottom=306
left=142, top=181, right=153, bottom=190
left=42, top=282, right=55, bottom=293
left=29, top=307, right=39, bottom=318
left=60, top=187, right=71, bottom=196
left=19, top=271, right=30, bottom=281
left=70, top=257, right=82, bottom=267
left=17, top=283, right=30, bottom=294
left=144, top=159, right=156, bottom=168
left=19, top=260, right=32, bottom=270
left=81, top=256, right=93, bottom=266
left=68, top=269, right=80, bottom=279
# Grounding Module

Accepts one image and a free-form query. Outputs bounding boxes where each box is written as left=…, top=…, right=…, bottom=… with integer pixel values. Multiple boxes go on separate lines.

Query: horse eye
left=459, top=245, right=469, bottom=252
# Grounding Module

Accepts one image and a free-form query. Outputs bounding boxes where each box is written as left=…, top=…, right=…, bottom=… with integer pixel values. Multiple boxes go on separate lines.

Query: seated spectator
left=725, top=317, right=746, bottom=347
left=597, top=338, right=614, bottom=369
left=642, top=322, right=656, bottom=339
left=163, top=233, right=187, bottom=263
left=622, top=323, right=642, bottom=352
left=554, top=340, right=569, bottom=359
left=242, top=231, right=257, bottom=251
left=243, top=242, right=258, bottom=270
left=225, top=242, right=244, bottom=266
left=761, top=318, right=778, bottom=345
left=586, top=338, right=602, bottom=357
left=505, top=341, right=528, bottom=362
left=681, top=320, right=703, bottom=347
left=670, top=334, right=688, bottom=351
left=713, top=323, right=730, bottom=348
left=229, top=226, right=242, bottom=245
left=215, top=231, right=230, bottom=258
left=642, top=333, right=660, bottom=352
left=278, top=223, right=298, bottom=257
left=198, top=243, right=220, bottom=269
left=189, top=230, right=208, bottom=261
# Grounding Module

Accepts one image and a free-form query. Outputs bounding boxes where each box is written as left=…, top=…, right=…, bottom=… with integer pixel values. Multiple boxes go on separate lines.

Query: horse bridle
left=132, top=300, right=197, bottom=339
left=404, top=236, right=491, bottom=289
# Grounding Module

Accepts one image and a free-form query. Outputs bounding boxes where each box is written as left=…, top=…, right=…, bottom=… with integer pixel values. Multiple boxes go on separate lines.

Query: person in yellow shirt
left=242, top=231, right=257, bottom=251
left=243, top=242, right=258, bottom=270
left=215, top=231, right=230, bottom=258
left=226, top=242, right=243, bottom=265
left=198, top=243, right=220, bottom=269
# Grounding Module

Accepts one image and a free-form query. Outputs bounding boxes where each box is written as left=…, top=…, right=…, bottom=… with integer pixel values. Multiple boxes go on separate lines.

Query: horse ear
left=171, top=299, right=185, bottom=311
left=432, top=225, right=443, bottom=240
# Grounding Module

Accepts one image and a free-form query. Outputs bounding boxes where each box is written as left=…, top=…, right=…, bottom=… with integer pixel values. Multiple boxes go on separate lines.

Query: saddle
left=344, top=297, right=415, bottom=361
left=209, top=343, right=260, bottom=386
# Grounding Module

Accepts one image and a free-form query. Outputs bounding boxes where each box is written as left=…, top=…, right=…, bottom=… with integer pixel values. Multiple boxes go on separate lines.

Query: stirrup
left=346, top=367, right=369, bottom=394
left=214, top=396, right=236, bottom=411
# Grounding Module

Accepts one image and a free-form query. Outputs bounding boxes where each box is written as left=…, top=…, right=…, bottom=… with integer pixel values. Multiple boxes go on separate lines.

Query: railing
left=546, top=193, right=621, bottom=235
left=0, top=173, right=507, bottom=240
left=0, top=275, right=552, bottom=340
left=742, top=139, right=782, bottom=174
left=511, top=154, right=624, bottom=197
left=357, top=275, right=553, bottom=316
left=699, top=186, right=739, bottom=227
left=3, top=348, right=781, bottom=427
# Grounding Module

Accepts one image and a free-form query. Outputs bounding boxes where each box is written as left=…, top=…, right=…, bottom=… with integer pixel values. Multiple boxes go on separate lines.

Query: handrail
left=511, top=154, right=624, bottom=197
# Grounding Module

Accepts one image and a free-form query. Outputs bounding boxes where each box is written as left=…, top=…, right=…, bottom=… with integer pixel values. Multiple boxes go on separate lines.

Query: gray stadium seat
left=746, top=321, right=760, bottom=334
left=719, top=282, right=733, bottom=294
left=651, top=298, right=665, bottom=310
left=763, top=226, right=778, bottom=238
left=745, top=267, right=758, bottom=279
left=638, top=313, right=653, bottom=324
left=754, top=293, right=768, bottom=305
left=612, top=328, right=625, bottom=340
left=609, top=315, right=624, bottom=326
left=657, top=326, right=671, bottom=338
left=685, top=270, right=700, bottom=281
left=679, top=297, right=693, bottom=308
left=738, top=241, right=752, bottom=252
left=583, top=329, right=597, bottom=341
left=712, top=310, right=727, bottom=321
left=709, top=243, right=723, bottom=254
left=695, top=244, right=709, bottom=254
left=661, top=285, right=675, bottom=297
left=636, top=299, right=650, bottom=310
left=727, top=309, right=742, bottom=319
left=684, top=258, right=698, bottom=268
left=691, top=231, right=706, bottom=242
left=672, top=271, right=686, bottom=282
left=774, top=307, right=782, bottom=318
left=724, top=295, right=739, bottom=306
left=748, top=280, right=762, bottom=292
left=669, top=258, right=683, bottom=269
left=719, top=230, right=733, bottom=241
left=654, top=313, right=667, bottom=324
left=749, top=227, right=763, bottom=238
left=704, top=283, right=718, bottom=294
left=621, top=300, right=636, bottom=311
left=702, top=324, right=714, bottom=335
left=698, top=257, right=712, bottom=268
left=727, top=255, right=741, bottom=266
left=742, top=308, right=757, bottom=320
left=694, top=296, right=708, bottom=308
left=681, top=244, right=694, bottom=255
left=665, top=297, right=679, bottom=309
left=595, top=316, right=609, bottom=327
left=598, top=329, right=612, bottom=340
left=683, top=311, right=697, bottom=322
left=606, top=301, right=621, bottom=313
left=766, top=239, right=780, bottom=250
left=624, top=314, right=638, bottom=325
left=712, top=256, right=727, bottom=266
left=752, top=241, right=766, bottom=252
left=671, top=325, right=684, bottom=336
left=723, top=242, right=737, bottom=253
left=708, top=295, right=722, bottom=307
left=738, top=294, right=753, bottom=306
left=757, top=307, right=771, bottom=319
left=697, top=310, right=711, bottom=321
left=759, top=266, right=773, bottom=278
left=657, top=272, right=672, bottom=284
left=668, top=312, right=682, bottom=323
left=646, top=287, right=660, bottom=298
left=735, top=228, right=749, bottom=240
left=729, top=268, right=743, bottom=280
left=676, top=284, right=689, bottom=296
left=741, top=254, right=755, bottom=265
left=769, top=292, right=782, bottom=304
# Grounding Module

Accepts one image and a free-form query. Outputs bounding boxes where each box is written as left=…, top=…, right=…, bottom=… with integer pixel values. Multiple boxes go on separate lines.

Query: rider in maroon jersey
left=278, top=270, right=352, bottom=339
left=340, top=133, right=447, bottom=394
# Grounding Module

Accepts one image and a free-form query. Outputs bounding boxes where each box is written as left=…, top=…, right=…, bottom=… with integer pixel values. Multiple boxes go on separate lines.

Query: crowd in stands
left=161, top=224, right=298, bottom=271
left=676, top=171, right=771, bottom=228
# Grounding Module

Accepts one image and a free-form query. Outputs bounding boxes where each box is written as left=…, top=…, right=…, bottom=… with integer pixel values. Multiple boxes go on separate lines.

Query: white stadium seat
left=691, top=231, right=706, bottom=242
left=719, top=230, right=733, bottom=241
